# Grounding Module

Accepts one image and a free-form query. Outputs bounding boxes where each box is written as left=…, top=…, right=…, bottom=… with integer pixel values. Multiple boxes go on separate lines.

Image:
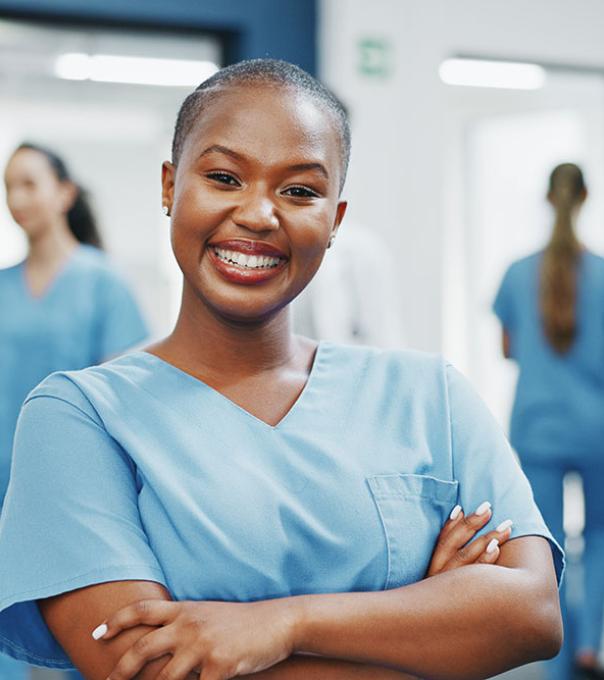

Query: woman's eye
left=207, top=172, right=240, bottom=186
left=283, top=186, right=319, bottom=199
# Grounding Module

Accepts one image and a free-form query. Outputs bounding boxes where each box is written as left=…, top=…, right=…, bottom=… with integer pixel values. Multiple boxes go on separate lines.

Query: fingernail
left=92, top=623, right=108, bottom=640
left=449, top=505, right=462, bottom=521
left=496, top=519, right=513, bottom=533
left=474, top=501, right=491, bottom=516
left=486, top=538, right=499, bottom=554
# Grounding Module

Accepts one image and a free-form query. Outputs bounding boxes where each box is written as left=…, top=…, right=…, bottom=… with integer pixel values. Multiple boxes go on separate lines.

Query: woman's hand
left=426, top=501, right=513, bottom=577
left=94, top=598, right=298, bottom=680
left=95, top=503, right=514, bottom=680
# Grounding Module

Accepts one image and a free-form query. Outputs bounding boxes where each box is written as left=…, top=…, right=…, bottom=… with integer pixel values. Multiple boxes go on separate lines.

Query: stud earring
left=162, top=205, right=170, bottom=216
left=327, top=234, right=336, bottom=249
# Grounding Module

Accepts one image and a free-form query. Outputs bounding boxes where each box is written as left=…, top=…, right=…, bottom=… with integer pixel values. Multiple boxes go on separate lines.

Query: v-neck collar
left=135, top=341, right=326, bottom=431
left=20, top=245, right=82, bottom=302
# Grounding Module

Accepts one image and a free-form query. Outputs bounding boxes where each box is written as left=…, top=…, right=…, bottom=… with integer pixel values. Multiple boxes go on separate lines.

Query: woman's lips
left=208, top=239, right=287, bottom=258
left=207, top=245, right=287, bottom=285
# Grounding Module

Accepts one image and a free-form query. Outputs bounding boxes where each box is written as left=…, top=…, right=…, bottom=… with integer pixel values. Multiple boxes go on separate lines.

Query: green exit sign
left=358, top=38, right=393, bottom=77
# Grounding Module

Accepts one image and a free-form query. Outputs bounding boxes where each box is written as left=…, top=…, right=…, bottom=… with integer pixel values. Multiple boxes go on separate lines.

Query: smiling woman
left=0, top=59, right=563, bottom=680
left=162, top=71, right=347, bottom=329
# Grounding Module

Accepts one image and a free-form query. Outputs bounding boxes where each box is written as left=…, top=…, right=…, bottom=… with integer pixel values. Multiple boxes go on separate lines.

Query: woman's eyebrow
left=287, top=163, right=329, bottom=180
left=197, top=145, right=329, bottom=180
left=197, top=144, right=243, bottom=162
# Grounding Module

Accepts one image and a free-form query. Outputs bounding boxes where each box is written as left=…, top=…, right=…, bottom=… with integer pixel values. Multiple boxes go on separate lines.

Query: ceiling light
left=55, top=53, right=219, bottom=87
left=439, top=58, right=546, bottom=90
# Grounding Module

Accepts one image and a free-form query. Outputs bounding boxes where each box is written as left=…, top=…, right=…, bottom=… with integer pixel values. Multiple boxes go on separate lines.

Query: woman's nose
left=231, top=188, right=279, bottom=233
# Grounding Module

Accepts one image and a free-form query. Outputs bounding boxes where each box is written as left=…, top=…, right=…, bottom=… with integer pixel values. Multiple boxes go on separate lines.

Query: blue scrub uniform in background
left=0, top=344, right=562, bottom=672
left=0, top=244, right=148, bottom=679
left=494, top=250, right=604, bottom=680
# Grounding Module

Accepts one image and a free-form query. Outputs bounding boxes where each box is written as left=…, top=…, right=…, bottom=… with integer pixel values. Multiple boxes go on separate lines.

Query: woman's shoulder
left=0, top=263, right=23, bottom=302
left=0, top=260, right=24, bottom=280
left=583, top=249, right=604, bottom=269
left=506, top=251, right=541, bottom=276
left=69, top=245, right=130, bottom=284
left=323, top=340, right=439, bottom=362
left=322, top=341, right=448, bottom=387
left=25, top=352, right=154, bottom=414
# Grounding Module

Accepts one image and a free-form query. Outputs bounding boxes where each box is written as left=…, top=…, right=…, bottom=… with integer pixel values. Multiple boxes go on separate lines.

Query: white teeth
left=213, top=247, right=281, bottom=269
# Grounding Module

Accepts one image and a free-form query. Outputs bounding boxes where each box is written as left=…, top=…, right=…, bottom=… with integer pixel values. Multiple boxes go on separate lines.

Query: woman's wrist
left=287, top=592, right=338, bottom=656
left=282, top=594, right=310, bottom=655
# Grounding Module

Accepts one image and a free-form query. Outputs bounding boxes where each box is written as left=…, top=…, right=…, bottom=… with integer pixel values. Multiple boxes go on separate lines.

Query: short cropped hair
left=171, top=59, right=351, bottom=193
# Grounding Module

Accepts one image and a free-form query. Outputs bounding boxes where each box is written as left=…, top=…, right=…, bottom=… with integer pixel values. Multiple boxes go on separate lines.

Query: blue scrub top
left=493, top=251, right=604, bottom=460
left=0, top=343, right=563, bottom=669
left=0, top=244, right=148, bottom=506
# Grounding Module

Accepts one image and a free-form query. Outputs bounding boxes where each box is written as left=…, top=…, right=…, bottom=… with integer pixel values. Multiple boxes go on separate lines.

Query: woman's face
left=162, top=84, right=347, bottom=324
left=4, top=149, right=74, bottom=239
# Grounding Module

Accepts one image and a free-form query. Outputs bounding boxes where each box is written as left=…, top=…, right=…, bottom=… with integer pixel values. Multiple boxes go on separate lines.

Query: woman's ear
left=60, top=181, right=78, bottom=214
left=327, top=201, right=347, bottom=248
left=334, top=200, right=347, bottom=229
left=162, top=161, right=175, bottom=214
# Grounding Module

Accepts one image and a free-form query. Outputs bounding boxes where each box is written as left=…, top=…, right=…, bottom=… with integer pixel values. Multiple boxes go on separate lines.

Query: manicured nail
left=486, top=538, right=499, bottom=554
left=449, top=505, right=462, bottom=521
left=496, top=519, right=513, bottom=533
left=474, top=501, right=491, bottom=516
left=92, top=623, right=108, bottom=640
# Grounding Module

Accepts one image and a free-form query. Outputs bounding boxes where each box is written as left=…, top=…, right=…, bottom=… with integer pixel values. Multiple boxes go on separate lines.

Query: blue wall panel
left=0, top=0, right=316, bottom=73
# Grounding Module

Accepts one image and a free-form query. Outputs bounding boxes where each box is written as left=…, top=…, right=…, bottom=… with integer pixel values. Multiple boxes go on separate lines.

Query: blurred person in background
left=494, top=163, right=604, bottom=680
left=0, top=142, right=149, bottom=680
left=292, top=217, right=406, bottom=347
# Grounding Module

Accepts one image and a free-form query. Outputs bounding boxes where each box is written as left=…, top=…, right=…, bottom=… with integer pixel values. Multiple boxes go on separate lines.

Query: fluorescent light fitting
left=55, top=52, right=90, bottom=80
left=439, top=58, right=546, bottom=90
left=54, top=53, right=219, bottom=87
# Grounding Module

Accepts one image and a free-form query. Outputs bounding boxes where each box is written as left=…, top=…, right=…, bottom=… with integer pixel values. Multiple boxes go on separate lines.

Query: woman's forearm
left=290, top=559, right=561, bottom=680
left=241, top=655, right=417, bottom=679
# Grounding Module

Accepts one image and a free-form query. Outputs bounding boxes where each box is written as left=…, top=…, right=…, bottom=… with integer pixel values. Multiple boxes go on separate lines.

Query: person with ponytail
left=0, top=142, right=149, bottom=679
left=494, top=163, right=604, bottom=680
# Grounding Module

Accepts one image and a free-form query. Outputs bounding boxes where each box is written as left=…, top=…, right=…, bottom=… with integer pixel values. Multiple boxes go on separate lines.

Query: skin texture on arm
left=40, top=492, right=505, bottom=680
left=39, top=581, right=416, bottom=680
left=293, top=536, right=562, bottom=680
left=39, top=581, right=178, bottom=680
left=72, top=519, right=553, bottom=680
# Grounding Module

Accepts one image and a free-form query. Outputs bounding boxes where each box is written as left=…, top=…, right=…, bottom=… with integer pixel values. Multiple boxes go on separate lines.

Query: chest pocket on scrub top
left=367, top=473, right=459, bottom=589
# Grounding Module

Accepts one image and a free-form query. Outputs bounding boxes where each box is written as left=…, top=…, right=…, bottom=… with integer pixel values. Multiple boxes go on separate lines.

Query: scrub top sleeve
left=0, top=374, right=167, bottom=669
left=493, top=266, right=515, bottom=330
left=445, top=363, right=564, bottom=584
left=96, top=269, right=149, bottom=361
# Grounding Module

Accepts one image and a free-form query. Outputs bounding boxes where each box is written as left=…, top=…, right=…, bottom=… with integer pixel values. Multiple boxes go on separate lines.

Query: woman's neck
left=153, top=288, right=302, bottom=382
left=27, top=221, right=79, bottom=268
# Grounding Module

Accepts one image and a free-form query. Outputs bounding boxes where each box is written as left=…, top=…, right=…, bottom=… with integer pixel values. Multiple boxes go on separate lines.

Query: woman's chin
left=215, top=300, right=289, bottom=327
left=184, top=287, right=288, bottom=328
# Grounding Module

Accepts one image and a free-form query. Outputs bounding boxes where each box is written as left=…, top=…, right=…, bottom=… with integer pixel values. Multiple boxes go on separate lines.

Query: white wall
left=319, top=0, right=446, bottom=351
left=318, top=0, right=604, bottom=353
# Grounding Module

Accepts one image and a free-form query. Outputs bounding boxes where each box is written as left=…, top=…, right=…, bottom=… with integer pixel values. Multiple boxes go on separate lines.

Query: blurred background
left=1, top=1, right=603, bottom=678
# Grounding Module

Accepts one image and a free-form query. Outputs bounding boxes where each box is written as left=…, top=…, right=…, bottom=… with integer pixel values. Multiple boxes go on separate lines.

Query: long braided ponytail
left=540, top=163, right=585, bottom=353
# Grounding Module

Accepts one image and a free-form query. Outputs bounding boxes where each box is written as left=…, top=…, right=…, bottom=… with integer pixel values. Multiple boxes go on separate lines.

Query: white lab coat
left=293, top=221, right=405, bottom=348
